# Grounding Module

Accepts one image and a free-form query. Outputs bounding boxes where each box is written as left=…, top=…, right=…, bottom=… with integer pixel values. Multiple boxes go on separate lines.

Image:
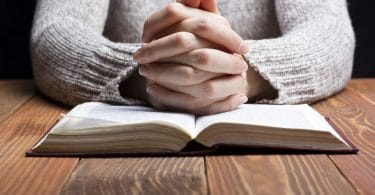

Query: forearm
left=243, top=0, right=355, bottom=104
left=31, top=0, right=144, bottom=106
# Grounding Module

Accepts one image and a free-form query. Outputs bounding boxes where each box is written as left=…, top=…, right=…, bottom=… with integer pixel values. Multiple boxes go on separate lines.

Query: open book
left=27, top=102, right=357, bottom=157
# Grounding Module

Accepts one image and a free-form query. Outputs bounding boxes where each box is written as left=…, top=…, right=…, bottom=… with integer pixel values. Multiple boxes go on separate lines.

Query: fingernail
left=138, top=65, right=148, bottom=77
left=134, top=50, right=142, bottom=63
left=146, top=85, right=154, bottom=94
left=241, top=72, right=247, bottom=78
left=241, top=56, right=249, bottom=71
left=146, top=84, right=159, bottom=95
left=242, top=67, right=248, bottom=74
left=142, top=33, right=151, bottom=43
left=241, top=63, right=248, bottom=73
left=141, top=33, right=147, bottom=43
left=239, top=41, right=249, bottom=54
left=238, top=95, right=248, bottom=104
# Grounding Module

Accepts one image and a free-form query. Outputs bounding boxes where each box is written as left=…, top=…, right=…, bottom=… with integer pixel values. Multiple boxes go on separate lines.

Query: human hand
left=137, top=52, right=250, bottom=115
left=134, top=2, right=277, bottom=114
left=133, top=2, right=252, bottom=114
left=134, top=3, right=252, bottom=114
left=140, top=2, right=246, bottom=53
left=176, top=0, right=219, bottom=13
left=134, top=34, right=250, bottom=114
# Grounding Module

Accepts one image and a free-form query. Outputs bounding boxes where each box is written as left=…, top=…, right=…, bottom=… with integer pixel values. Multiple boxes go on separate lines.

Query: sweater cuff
left=92, top=41, right=146, bottom=105
left=34, top=22, right=146, bottom=106
left=243, top=38, right=323, bottom=104
left=243, top=30, right=353, bottom=105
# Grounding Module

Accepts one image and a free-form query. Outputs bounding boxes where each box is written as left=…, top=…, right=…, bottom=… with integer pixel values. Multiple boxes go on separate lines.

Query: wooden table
left=0, top=79, right=373, bottom=195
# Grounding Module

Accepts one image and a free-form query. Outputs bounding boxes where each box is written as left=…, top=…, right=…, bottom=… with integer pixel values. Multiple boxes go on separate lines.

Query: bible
left=27, top=102, right=357, bottom=157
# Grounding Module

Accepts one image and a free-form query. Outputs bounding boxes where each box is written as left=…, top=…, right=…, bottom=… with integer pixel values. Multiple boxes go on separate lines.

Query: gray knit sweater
left=30, top=0, right=355, bottom=106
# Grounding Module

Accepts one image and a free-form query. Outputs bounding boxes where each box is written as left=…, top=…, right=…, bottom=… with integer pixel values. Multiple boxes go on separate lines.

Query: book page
left=195, top=104, right=332, bottom=138
left=56, top=102, right=196, bottom=136
left=298, top=105, right=349, bottom=145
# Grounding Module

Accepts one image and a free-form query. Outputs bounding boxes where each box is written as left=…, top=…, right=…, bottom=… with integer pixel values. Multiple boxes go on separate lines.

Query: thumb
left=200, top=0, right=219, bottom=13
left=176, top=0, right=200, bottom=8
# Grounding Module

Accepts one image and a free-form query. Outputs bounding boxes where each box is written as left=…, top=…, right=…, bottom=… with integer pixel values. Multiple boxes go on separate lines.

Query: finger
left=159, top=49, right=248, bottom=74
left=177, top=0, right=218, bottom=13
left=196, top=94, right=248, bottom=115
left=134, top=32, right=218, bottom=64
left=139, top=63, right=222, bottom=85
left=142, top=2, right=224, bottom=43
left=154, top=16, right=248, bottom=54
left=160, top=74, right=247, bottom=99
left=146, top=83, right=215, bottom=113
left=200, top=0, right=219, bottom=13
left=176, top=0, right=200, bottom=8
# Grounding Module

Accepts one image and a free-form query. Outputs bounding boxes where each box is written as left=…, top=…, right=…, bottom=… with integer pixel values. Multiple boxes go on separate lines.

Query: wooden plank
left=205, top=81, right=373, bottom=195
left=313, top=80, right=375, bottom=195
left=206, top=155, right=357, bottom=195
left=61, top=157, right=207, bottom=195
left=0, top=97, right=79, bottom=195
left=346, top=79, right=375, bottom=104
left=0, top=79, right=34, bottom=122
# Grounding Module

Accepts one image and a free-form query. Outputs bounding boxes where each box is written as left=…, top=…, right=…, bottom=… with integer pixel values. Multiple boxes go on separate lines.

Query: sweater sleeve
left=30, top=0, right=143, bottom=106
left=243, top=0, right=355, bottom=104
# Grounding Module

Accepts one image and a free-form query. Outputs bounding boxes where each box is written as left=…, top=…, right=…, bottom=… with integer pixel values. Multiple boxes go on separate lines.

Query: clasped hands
left=133, top=0, right=270, bottom=115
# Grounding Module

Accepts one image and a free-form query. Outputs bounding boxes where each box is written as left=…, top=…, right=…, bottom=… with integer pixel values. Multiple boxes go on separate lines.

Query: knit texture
left=30, top=0, right=355, bottom=106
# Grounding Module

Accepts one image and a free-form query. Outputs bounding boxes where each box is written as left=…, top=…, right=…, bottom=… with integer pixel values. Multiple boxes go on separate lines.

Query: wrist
left=247, top=73, right=277, bottom=102
left=242, top=58, right=277, bottom=102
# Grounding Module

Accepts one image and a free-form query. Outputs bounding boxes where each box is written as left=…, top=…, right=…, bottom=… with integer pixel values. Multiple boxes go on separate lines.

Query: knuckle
left=195, top=17, right=211, bottom=32
left=165, top=3, right=182, bottom=18
left=180, top=66, right=197, bottom=82
left=193, top=50, right=211, bottom=65
left=202, top=82, right=216, bottom=98
left=217, top=15, right=231, bottom=27
left=174, top=32, right=195, bottom=49
left=222, top=18, right=231, bottom=27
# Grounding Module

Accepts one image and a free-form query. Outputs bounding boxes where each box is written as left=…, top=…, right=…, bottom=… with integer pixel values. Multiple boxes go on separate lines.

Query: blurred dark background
left=0, top=0, right=374, bottom=78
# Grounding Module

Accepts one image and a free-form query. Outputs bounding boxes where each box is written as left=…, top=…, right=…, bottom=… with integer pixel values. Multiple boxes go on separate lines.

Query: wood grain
left=0, top=97, right=79, bottom=195
left=61, top=157, right=207, bottom=195
left=205, top=80, right=375, bottom=195
left=313, top=79, right=375, bottom=195
left=206, top=155, right=357, bottom=195
left=346, top=79, right=375, bottom=104
left=0, top=79, right=34, bottom=122
left=0, top=79, right=372, bottom=195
